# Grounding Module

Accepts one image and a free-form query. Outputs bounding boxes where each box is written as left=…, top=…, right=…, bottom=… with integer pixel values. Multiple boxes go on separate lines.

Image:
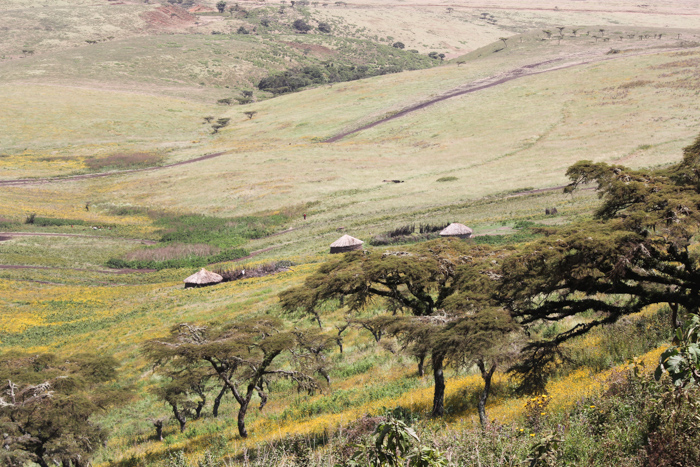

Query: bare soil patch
left=142, top=4, right=197, bottom=30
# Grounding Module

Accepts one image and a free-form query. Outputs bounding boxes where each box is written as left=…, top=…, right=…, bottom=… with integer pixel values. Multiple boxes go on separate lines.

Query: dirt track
left=324, top=45, right=697, bottom=142
left=0, top=151, right=229, bottom=187
left=0, top=232, right=157, bottom=244
left=0, top=264, right=156, bottom=274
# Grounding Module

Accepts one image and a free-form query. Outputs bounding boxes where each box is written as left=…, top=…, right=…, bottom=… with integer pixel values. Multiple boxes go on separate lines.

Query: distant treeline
left=258, top=64, right=406, bottom=94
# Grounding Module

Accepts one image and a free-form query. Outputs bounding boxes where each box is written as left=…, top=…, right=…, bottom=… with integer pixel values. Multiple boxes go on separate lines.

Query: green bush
left=32, top=217, right=87, bottom=227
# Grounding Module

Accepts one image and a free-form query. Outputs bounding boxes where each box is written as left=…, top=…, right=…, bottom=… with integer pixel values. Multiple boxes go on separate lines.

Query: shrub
left=293, top=19, right=312, bottom=32
left=436, top=176, right=457, bottom=182
left=318, top=22, right=331, bottom=33
left=392, top=41, right=405, bottom=49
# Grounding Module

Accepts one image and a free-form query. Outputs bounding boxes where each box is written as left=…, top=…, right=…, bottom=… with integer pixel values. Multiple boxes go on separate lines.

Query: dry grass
left=123, top=243, right=221, bottom=262
left=85, top=152, right=164, bottom=172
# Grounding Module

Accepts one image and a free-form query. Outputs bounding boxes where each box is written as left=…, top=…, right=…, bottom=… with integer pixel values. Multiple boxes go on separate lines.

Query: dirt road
left=0, top=151, right=229, bottom=187
left=0, top=232, right=157, bottom=244
left=324, top=45, right=697, bottom=142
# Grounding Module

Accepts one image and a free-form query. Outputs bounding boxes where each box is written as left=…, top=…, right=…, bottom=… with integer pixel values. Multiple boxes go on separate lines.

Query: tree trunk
left=172, top=404, right=187, bottom=433
left=670, top=303, right=680, bottom=330
left=153, top=419, right=164, bottom=441
left=417, top=354, right=425, bottom=377
left=431, top=352, right=446, bottom=417
left=238, top=401, right=249, bottom=438
left=213, top=383, right=228, bottom=418
left=195, top=399, right=205, bottom=419
left=35, top=454, right=50, bottom=467
left=477, top=360, right=497, bottom=428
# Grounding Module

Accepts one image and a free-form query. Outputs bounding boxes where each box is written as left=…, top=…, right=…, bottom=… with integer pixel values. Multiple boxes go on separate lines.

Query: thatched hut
left=184, top=268, right=223, bottom=288
left=439, top=223, right=473, bottom=239
left=330, top=235, right=364, bottom=254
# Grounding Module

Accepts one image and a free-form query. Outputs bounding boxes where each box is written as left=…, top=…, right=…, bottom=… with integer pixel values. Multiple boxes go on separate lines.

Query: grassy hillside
left=1, top=0, right=700, bottom=465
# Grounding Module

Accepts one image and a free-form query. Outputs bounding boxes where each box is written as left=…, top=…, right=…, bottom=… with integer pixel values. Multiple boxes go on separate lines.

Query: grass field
left=1, top=0, right=700, bottom=464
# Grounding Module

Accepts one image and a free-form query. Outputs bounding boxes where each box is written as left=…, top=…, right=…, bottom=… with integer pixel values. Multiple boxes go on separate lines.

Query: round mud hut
left=439, top=223, right=473, bottom=239
left=184, top=268, right=223, bottom=288
left=330, top=234, right=364, bottom=254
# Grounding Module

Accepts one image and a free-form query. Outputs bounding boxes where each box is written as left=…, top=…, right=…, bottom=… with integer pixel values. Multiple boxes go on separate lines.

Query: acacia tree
left=500, top=134, right=700, bottom=392
left=144, top=319, right=331, bottom=438
left=280, top=240, right=518, bottom=419
left=150, top=364, right=213, bottom=433
left=0, top=352, right=129, bottom=467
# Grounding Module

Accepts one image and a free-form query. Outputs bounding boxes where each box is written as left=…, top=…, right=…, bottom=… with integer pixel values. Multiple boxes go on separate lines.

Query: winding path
left=324, top=45, right=697, bottom=142
left=0, top=151, right=229, bottom=187
left=0, top=232, right=157, bottom=244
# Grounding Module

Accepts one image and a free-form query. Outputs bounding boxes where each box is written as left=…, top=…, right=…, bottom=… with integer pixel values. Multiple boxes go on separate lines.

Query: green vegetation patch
left=105, top=248, right=248, bottom=271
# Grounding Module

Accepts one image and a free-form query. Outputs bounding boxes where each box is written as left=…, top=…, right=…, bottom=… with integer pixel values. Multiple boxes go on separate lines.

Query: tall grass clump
left=105, top=248, right=247, bottom=271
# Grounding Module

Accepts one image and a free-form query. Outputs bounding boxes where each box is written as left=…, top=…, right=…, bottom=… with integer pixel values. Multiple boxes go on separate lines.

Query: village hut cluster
left=329, top=222, right=473, bottom=254
left=183, top=223, right=473, bottom=287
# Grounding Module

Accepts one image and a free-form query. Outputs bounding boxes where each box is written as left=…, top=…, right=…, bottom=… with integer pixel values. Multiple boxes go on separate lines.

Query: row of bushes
left=25, top=214, right=86, bottom=227
left=258, top=63, right=406, bottom=94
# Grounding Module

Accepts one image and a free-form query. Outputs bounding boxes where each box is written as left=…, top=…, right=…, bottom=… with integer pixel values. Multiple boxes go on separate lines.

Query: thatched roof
left=184, top=268, right=223, bottom=285
left=330, top=235, right=364, bottom=248
left=440, top=223, right=473, bottom=237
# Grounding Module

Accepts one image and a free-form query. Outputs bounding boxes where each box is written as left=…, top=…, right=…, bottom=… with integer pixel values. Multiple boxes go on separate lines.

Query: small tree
left=428, top=51, right=440, bottom=60
left=499, top=37, right=508, bottom=47
left=211, top=117, right=230, bottom=134
left=144, top=320, right=330, bottom=438
left=243, top=111, right=257, bottom=119
left=216, top=1, right=227, bottom=13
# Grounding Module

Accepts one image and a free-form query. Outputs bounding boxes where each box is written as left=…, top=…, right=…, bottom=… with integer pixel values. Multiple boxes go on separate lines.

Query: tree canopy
left=0, top=352, right=129, bottom=467
left=280, top=240, right=520, bottom=421
left=144, top=318, right=332, bottom=438
left=500, top=133, right=700, bottom=391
